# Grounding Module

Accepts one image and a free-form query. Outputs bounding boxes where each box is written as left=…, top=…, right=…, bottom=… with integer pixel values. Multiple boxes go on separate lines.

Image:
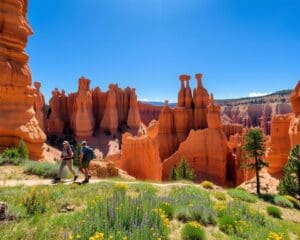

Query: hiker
left=79, top=141, right=93, bottom=184
left=53, top=141, right=78, bottom=183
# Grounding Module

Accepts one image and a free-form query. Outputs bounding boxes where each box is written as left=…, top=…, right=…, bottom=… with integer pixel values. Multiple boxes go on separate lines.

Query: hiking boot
left=73, top=175, right=78, bottom=182
left=81, top=179, right=89, bottom=184
left=52, top=177, right=61, bottom=184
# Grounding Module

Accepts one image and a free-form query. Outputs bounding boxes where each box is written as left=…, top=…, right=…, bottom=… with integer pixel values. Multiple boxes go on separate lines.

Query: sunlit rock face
left=119, top=120, right=162, bottom=181
left=0, top=0, right=46, bottom=159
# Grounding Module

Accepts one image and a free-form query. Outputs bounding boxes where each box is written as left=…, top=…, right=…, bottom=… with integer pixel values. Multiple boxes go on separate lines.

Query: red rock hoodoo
left=119, top=120, right=162, bottom=181
left=0, top=0, right=46, bottom=159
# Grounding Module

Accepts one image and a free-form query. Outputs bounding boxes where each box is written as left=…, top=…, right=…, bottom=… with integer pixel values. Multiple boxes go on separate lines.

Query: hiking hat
left=81, top=140, right=87, bottom=145
left=63, top=140, right=69, bottom=145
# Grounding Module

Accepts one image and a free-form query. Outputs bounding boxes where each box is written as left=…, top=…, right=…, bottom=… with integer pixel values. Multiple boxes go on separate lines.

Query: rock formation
left=0, top=0, right=46, bottom=159
left=266, top=115, right=291, bottom=174
left=100, top=84, right=119, bottom=135
left=162, top=95, right=228, bottom=184
left=74, top=77, right=94, bottom=136
left=289, top=81, right=300, bottom=147
left=119, top=120, right=162, bottom=181
left=127, top=88, right=142, bottom=129
left=138, top=102, right=162, bottom=126
left=33, top=82, right=47, bottom=132
left=48, top=89, right=64, bottom=134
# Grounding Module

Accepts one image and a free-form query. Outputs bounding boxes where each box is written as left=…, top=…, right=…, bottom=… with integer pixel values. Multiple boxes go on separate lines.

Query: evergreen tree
left=279, top=144, right=300, bottom=197
left=176, top=159, right=195, bottom=181
left=17, top=139, right=29, bottom=159
left=170, top=166, right=178, bottom=181
left=243, top=128, right=267, bottom=195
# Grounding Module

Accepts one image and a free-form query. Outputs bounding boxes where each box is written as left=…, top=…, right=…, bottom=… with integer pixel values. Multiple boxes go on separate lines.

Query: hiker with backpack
left=79, top=140, right=94, bottom=184
left=53, top=141, right=78, bottom=183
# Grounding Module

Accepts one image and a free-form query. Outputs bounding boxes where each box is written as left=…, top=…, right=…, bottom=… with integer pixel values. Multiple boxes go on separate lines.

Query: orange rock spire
left=0, top=0, right=46, bottom=159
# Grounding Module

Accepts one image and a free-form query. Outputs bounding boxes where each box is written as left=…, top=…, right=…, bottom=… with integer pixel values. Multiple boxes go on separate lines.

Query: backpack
left=69, top=145, right=76, bottom=155
left=84, top=146, right=94, bottom=161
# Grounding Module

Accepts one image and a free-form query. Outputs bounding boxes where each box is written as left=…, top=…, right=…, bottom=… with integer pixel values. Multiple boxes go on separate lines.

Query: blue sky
left=27, top=0, right=300, bottom=102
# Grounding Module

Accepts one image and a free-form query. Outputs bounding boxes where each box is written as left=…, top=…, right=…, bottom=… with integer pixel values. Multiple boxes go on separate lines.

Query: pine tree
left=279, top=144, right=300, bottom=197
left=176, top=159, right=195, bottom=181
left=170, top=166, right=178, bottom=181
left=17, top=139, right=29, bottom=160
left=243, top=128, right=267, bottom=195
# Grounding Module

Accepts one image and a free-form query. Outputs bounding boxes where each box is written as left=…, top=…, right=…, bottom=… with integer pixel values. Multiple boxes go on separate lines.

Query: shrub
left=113, top=182, right=129, bottom=193
left=23, top=160, right=69, bottom=178
left=22, top=186, right=49, bottom=215
left=169, top=159, right=195, bottom=181
left=218, top=215, right=236, bottom=235
left=181, top=221, right=206, bottom=240
left=159, top=202, right=174, bottom=220
left=1, top=148, right=23, bottom=165
left=190, top=204, right=217, bottom=226
left=266, top=206, right=282, bottom=219
left=213, top=191, right=226, bottom=201
left=274, top=195, right=293, bottom=208
left=70, top=191, right=170, bottom=239
left=175, top=207, right=191, bottom=222
left=283, top=195, right=299, bottom=208
left=17, top=139, right=29, bottom=159
left=200, top=180, right=214, bottom=189
left=228, top=188, right=257, bottom=203
left=267, top=231, right=284, bottom=240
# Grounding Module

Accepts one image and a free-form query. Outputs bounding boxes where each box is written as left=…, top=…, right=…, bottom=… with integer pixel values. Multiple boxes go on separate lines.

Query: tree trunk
left=255, top=156, right=260, bottom=195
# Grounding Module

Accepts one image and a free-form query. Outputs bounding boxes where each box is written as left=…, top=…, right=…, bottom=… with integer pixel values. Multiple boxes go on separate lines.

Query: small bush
left=113, top=182, right=129, bottom=193
left=22, top=186, right=49, bottom=215
left=1, top=148, right=23, bottom=165
left=228, top=188, right=257, bottom=203
left=23, top=160, right=69, bottom=178
left=169, top=159, right=195, bottom=181
left=218, top=215, right=236, bottom=235
left=266, top=206, right=282, bottom=219
left=274, top=195, right=293, bottom=208
left=213, top=191, right=226, bottom=201
left=175, top=207, right=191, bottom=222
left=181, top=221, right=206, bottom=240
left=201, top=180, right=214, bottom=189
left=17, top=139, right=29, bottom=159
left=283, top=195, right=299, bottom=208
left=190, top=204, right=217, bottom=226
left=160, top=202, right=174, bottom=220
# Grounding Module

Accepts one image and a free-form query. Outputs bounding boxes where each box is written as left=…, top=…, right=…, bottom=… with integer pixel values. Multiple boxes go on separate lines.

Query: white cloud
left=248, top=92, right=269, bottom=97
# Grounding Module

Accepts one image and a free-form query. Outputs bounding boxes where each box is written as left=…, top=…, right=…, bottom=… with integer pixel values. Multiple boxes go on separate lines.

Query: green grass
left=274, top=195, right=294, bottom=209
left=181, top=221, right=206, bottom=240
left=266, top=206, right=282, bottom=219
left=227, top=188, right=258, bottom=203
left=0, top=181, right=299, bottom=240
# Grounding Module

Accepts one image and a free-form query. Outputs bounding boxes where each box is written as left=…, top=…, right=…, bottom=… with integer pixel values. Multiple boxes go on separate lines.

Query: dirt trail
left=0, top=178, right=192, bottom=188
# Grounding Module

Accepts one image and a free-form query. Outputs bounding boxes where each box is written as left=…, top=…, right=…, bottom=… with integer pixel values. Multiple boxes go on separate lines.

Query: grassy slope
left=0, top=180, right=299, bottom=240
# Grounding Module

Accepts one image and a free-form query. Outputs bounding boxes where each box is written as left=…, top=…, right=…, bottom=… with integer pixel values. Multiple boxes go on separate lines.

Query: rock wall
left=162, top=95, right=228, bottom=184
left=48, top=81, right=141, bottom=137
left=0, top=0, right=46, bottom=159
left=118, top=120, right=162, bottom=181
left=138, top=102, right=162, bottom=126
left=33, top=82, right=47, bottom=132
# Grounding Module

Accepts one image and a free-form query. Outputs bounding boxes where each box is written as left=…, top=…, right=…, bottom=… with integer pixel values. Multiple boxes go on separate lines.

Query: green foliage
left=279, top=144, right=300, bottom=197
left=169, top=159, right=195, bottom=181
left=217, top=201, right=288, bottom=239
left=283, top=195, right=299, bottom=208
left=200, top=180, right=214, bottom=189
left=22, top=186, right=49, bottom=215
left=218, top=215, right=237, bottom=235
left=242, top=128, right=267, bottom=194
left=159, top=202, right=174, bottom=220
left=70, top=191, right=170, bottom=240
left=228, top=188, right=257, bottom=203
left=170, top=166, right=177, bottom=181
left=170, top=186, right=217, bottom=226
left=273, top=195, right=294, bottom=209
left=266, top=206, right=282, bottom=219
left=213, top=191, right=227, bottom=201
left=181, top=221, right=206, bottom=240
left=17, top=139, right=29, bottom=159
left=0, top=140, right=29, bottom=165
left=23, top=160, right=70, bottom=178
